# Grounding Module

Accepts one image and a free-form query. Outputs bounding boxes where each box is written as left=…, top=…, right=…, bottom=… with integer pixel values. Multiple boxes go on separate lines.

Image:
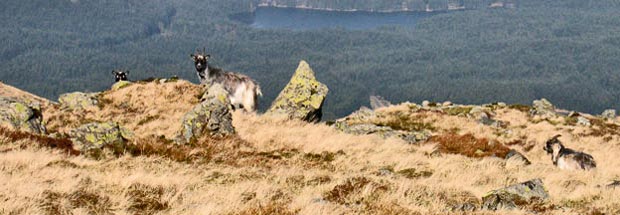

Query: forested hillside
left=256, top=0, right=503, bottom=11
left=2, top=0, right=620, bottom=119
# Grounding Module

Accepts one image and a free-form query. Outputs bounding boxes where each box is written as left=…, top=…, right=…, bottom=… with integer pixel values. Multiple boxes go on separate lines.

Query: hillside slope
left=1, top=82, right=620, bottom=214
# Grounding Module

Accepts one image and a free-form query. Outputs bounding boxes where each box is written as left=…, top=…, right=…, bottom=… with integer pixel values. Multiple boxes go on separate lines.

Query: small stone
left=442, top=101, right=453, bottom=107
left=422, top=100, right=430, bottom=107
left=602, top=109, right=616, bottom=120
left=577, top=116, right=591, bottom=127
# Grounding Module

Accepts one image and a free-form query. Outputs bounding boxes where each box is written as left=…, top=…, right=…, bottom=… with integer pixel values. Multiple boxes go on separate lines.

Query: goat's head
left=543, top=134, right=564, bottom=154
left=112, top=70, right=129, bottom=82
left=190, top=51, right=211, bottom=72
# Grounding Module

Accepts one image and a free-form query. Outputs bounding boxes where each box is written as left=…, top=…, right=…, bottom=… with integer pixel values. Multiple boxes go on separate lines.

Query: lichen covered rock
left=111, top=80, right=132, bottom=90
left=58, top=92, right=99, bottom=110
left=482, top=179, right=549, bottom=210
left=178, top=83, right=234, bottom=144
left=267, top=61, right=328, bottom=122
left=530, top=98, right=556, bottom=119
left=0, top=97, right=46, bottom=134
left=334, top=120, right=431, bottom=144
left=68, top=122, right=132, bottom=152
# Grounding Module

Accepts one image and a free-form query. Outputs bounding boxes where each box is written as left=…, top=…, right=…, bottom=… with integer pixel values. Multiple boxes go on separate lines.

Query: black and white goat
left=190, top=51, right=262, bottom=112
left=543, top=135, right=597, bottom=170
left=112, top=70, right=129, bottom=82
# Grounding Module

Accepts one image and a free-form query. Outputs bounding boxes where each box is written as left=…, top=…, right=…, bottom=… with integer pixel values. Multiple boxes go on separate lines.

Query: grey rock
left=482, top=179, right=549, bottom=211
left=267, top=61, right=328, bottom=122
left=531, top=98, right=556, bottom=119
left=369, top=95, right=392, bottom=110
left=0, top=97, right=46, bottom=134
left=68, top=122, right=132, bottom=152
left=577, top=116, right=591, bottom=126
left=179, top=83, right=234, bottom=144
left=602, top=109, right=616, bottom=120
left=333, top=121, right=430, bottom=144
left=58, top=92, right=99, bottom=110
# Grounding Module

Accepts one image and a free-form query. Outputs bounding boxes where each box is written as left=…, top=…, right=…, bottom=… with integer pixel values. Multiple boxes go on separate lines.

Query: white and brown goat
left=190, top=51, right=262, bottom=112
left=543, top=135, right=596, bottom=170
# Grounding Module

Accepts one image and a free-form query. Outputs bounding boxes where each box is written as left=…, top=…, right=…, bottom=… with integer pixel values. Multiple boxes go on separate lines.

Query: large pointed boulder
left=267, top=61, right=328, bottom=122
left=178, top=83, right=234, bottom=144
left=0, top=97, right=46, bottom=134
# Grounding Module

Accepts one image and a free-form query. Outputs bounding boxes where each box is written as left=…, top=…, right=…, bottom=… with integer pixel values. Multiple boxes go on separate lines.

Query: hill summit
left=1, top=63, right=620, bottom=214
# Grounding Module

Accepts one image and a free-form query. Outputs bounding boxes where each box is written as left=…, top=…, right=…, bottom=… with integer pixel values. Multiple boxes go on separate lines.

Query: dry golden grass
left=44, top=80, right=203, bottom=138
left=2, top=82, right=620, bottom=214
left=0, top=82, right=51, bottom=107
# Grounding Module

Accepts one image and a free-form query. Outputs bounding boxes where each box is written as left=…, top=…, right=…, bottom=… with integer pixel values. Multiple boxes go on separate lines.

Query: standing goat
left=543, top=135, right=596, bottom=170
left=190, top=50, right=262, bottom=112
left=112, top=70, right=129, bottom=82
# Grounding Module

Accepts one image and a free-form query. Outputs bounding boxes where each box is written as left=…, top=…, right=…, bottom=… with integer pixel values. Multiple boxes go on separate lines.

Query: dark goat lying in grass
left=543, top=135, right=596, bottom=170
left=190, top=50, right=262, bottom=112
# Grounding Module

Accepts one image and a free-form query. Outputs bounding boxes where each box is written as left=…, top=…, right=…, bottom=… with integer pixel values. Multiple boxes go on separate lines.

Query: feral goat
left=112, top=70, right=129, bottom=82
left=543, top=135, right=596, bottom=170
left=190, top=51, right=262, bottom=112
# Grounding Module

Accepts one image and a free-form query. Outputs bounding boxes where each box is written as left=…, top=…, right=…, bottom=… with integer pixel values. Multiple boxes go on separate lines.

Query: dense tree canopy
left=1, top=0, right=620, bottom=119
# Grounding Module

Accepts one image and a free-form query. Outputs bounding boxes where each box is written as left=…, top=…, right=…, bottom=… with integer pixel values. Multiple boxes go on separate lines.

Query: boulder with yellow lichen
left=0, top=97, right=46, bottom=134
left=177, top=83, right=234, bottom=144
left=267, top=60, right=328, bottom=122
left=68, top=122, right=132, bottom=152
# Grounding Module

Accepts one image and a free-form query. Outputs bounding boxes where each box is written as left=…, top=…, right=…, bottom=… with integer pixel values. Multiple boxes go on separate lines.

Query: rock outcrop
left=267, top=61, right=328, bottom=122
left=482, top=179, right=549, bottom=210
left=68, top=122, right=132, bottom=152
left=530, top=98, right=556, bottom=119
left=178, top=83, right=234, bottom=143
left=58, top=92, right=99, bottom=110
left=0, top=97, right=46, bottom=134
left=333, top=106, right=432, bottom=144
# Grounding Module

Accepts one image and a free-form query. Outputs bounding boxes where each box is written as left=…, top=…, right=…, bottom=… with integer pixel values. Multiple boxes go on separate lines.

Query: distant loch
left=230, top=7, right=450, bottom=30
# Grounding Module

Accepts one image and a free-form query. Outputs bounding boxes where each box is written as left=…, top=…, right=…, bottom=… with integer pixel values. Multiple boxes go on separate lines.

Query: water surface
left=232, top=7, right=445, bottom=30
